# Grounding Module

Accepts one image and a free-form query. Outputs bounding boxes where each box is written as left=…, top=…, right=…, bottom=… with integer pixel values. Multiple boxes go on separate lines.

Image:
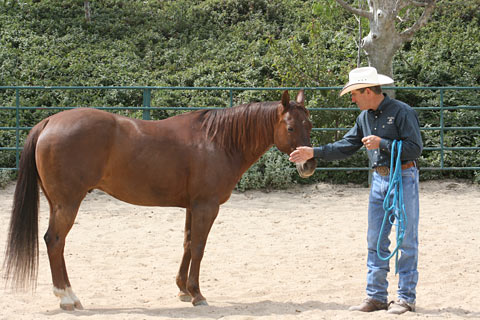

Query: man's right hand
left=289, top=146, right=314, bottom=163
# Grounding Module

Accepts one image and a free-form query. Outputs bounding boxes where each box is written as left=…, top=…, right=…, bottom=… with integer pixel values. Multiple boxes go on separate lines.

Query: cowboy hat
left=339, top=67, right=394, bottom=96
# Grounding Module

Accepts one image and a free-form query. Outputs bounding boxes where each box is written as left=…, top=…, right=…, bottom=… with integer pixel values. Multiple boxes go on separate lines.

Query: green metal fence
left=1, top=86, right=479, bottom=172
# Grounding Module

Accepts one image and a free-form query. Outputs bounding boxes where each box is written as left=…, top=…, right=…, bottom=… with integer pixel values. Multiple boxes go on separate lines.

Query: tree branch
left=335, top=0, right=372, bottom=19
left=396, top=0, right=411, bottom=12
left=396, top=7, right=412, bottom=23
left=399, top=0, right=436, bottom=41
left=411, top=0, right=432, bottom=6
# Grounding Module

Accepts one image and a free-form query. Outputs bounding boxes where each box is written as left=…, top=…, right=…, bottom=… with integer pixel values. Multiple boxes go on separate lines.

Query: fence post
left=142, top=88, right=152, bottom=120
left=15, top=88, right=20, bottom=170
left=439, top=89, right=445, bottom=169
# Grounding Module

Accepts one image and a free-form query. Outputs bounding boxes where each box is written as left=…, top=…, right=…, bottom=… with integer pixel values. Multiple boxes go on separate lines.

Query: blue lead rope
left=377, top=140, right=407, bottom=274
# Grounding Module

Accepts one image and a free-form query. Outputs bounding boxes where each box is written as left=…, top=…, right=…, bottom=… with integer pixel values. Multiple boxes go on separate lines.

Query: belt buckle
left=376, top=166, right=390, bottom=176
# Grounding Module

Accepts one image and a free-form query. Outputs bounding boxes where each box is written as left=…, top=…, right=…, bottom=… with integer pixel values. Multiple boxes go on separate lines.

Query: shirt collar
left=368, top=94, right=390, bottom=115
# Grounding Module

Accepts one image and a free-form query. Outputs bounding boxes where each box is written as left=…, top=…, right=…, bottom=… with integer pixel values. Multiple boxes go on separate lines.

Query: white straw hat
left=339, top=67, right=394, bottom=96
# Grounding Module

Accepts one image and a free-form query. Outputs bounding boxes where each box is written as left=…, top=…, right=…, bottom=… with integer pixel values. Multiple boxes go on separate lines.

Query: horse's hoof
left=74, top=301, right=84, bottom=310
left=193, top=299, right=209, bottom=306
left=60, top=303, right=75, bottom=311
left=178, top=292, right=192, bottom=302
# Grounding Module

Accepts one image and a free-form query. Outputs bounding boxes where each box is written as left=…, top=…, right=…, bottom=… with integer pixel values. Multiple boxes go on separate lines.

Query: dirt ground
left=1, top=180, right=479, bottom=320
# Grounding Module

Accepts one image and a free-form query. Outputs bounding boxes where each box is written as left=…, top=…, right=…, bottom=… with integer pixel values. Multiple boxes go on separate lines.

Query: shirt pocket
left=380, top=125, right=398, bottom=140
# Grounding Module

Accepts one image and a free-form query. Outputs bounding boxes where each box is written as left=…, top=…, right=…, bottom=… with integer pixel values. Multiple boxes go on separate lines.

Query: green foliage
left=0, top=0, right=479, bottom=187
left=236, top=148, right=296, bottom=191
left=395, top=1, right=480, bottom=88
left=0, top=170, right=15, bottom=189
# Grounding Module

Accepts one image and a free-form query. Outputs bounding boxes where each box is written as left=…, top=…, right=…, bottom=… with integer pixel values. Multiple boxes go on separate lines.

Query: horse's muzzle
left=295, top=158, right=317, bottom=178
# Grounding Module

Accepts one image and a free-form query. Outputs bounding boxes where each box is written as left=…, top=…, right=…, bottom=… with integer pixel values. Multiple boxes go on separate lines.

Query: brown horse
left=3, top=90, right=316, bottom=310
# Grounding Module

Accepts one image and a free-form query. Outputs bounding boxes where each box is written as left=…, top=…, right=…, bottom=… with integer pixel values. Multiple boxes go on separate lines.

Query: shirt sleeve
left=313, top=118, right=364, bottom=161
left=379, top=107, right=423, bottom=161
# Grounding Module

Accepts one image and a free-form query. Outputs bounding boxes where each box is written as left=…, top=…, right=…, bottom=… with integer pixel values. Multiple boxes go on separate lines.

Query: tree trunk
left=84, top=1, right=91, bottom=23
left=361, top=3, right=403, bottom=96
left=361, top=2, right=402, bottom=80
left=336, top=0, right=437, bottom=97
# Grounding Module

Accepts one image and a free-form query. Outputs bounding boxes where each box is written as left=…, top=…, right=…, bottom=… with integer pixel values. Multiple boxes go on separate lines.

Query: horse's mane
left=199, top=101, right=280, bottom=154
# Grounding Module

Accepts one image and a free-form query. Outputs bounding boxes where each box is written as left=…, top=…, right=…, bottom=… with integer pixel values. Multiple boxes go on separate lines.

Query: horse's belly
left=106, top=191, right=186, bottom=208
left=97, top=175, right=189, bottom=208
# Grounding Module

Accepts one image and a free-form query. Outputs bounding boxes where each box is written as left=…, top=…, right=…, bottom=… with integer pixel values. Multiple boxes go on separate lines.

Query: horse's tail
left=3, top=120, right=47, bottom=291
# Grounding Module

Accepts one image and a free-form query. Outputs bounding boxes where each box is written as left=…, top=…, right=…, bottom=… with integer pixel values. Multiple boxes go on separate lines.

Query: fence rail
left=1, top=86, right=479, bottom=172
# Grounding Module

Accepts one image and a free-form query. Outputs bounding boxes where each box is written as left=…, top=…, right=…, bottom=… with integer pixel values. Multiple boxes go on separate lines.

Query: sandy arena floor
left=1, top=180, right=479, bottom=320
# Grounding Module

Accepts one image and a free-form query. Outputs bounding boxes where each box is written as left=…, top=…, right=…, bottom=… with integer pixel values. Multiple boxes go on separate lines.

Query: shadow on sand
left=43, top=299, right=480, bottom=319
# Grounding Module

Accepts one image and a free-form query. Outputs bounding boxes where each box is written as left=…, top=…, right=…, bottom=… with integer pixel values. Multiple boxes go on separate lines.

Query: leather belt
left=374, top=161, right=416, bottom=176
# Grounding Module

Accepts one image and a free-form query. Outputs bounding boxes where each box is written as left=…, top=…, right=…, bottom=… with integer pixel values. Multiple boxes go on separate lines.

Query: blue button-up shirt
left=313, top=95, right=423, bottom=168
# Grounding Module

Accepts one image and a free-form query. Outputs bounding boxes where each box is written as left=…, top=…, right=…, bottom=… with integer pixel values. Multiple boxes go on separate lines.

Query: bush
left=236, top=148, right=296, bottom=191
left=1, top=0, right=479, bottom=187
left=0, top=170, right=15, bottom=189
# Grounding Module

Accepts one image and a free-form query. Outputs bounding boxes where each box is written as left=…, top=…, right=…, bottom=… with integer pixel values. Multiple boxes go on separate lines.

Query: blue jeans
left=366, top=167, right=419, bottom=304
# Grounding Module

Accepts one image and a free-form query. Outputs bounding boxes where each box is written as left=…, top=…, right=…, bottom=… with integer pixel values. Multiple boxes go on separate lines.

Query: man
left=289, top=67, right=422, bottom=315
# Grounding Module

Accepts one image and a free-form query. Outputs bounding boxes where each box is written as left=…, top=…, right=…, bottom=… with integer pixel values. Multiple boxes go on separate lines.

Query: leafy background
left=1, top=0, right=479, bottom=189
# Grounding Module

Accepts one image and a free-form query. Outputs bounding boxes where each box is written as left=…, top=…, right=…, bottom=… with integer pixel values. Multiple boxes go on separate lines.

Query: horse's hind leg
left=176, top=208, right=192, bottom=302
left=61, top=256, right=83, bottom=309
left=44, top=200, right=83, bottom=310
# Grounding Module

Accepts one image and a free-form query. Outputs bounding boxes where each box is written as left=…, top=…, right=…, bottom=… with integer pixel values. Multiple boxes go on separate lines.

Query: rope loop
left=376, top=140, right=408, bottom=274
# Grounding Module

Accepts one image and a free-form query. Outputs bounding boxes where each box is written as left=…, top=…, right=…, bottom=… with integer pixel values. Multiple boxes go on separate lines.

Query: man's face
left=350, top=89, right=371, bottom=111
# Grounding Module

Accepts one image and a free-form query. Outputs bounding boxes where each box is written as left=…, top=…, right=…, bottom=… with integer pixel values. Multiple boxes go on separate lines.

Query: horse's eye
left=287, top=127, right=294, bottom=132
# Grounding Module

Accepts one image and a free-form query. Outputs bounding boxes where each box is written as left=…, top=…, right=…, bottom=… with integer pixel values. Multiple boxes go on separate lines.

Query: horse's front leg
left=187, top=200, right=219, bottom=306
left=176, top=208, right=192, bottom=302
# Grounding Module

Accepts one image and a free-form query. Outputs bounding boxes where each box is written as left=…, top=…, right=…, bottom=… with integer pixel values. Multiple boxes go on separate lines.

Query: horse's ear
left=296, top=89, right=305, bottom=107
left=281, top=90, right=290, bottom=113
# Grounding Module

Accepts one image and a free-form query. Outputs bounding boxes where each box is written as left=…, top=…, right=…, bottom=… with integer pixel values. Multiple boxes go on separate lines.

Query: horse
left=3, top=90, right=317, bottom=310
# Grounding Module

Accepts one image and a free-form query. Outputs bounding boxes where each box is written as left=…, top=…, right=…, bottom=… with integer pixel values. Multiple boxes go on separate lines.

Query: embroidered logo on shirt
left=387, top=116, right=395, bottom=125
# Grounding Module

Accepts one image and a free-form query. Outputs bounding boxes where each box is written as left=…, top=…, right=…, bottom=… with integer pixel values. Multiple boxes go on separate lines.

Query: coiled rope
left=377, top=140, right=407, bottom=274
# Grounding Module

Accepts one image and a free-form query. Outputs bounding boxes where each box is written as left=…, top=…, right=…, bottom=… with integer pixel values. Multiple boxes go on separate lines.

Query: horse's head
left=274, top=90, right=317, bottom=178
